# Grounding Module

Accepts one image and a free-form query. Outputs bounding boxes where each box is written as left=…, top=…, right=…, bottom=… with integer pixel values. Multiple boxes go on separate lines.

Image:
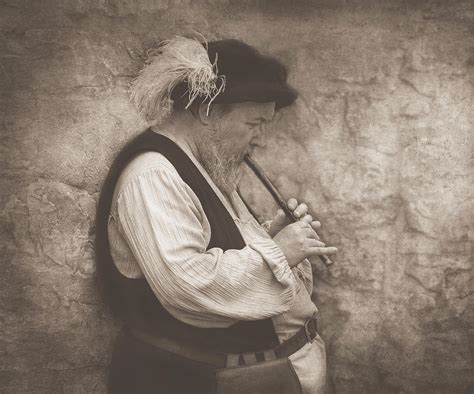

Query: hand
left=267, top=198, right=316, bottom=237
left=273, top=221, right=337, bottom=268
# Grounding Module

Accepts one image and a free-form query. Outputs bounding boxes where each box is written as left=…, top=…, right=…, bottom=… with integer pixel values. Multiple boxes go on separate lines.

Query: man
left=95, top=37, right=337, bottom=393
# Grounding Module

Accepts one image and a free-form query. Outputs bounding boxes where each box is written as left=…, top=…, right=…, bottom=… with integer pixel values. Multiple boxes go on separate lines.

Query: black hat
left=171, top=39, right=298, bottom=110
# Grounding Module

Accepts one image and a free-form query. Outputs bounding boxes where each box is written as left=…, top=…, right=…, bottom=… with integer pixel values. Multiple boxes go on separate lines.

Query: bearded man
left=95, top=37, right=337, bottom=394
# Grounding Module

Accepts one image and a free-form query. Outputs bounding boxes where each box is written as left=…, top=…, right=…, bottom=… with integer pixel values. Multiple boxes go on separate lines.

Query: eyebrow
left=251, top=117, right=268, bottom=122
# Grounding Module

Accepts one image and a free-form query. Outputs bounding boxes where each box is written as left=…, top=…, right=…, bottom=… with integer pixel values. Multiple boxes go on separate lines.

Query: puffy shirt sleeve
left=114, top=164, right=297, bottom=328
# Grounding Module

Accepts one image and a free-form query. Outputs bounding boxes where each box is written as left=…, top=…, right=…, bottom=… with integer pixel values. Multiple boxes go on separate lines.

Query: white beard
left=195, top=130, right=246, bottom=196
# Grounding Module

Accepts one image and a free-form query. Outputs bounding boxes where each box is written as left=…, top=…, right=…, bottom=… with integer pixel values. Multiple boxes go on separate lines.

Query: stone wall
left=1, top=0, right=472, bottom=392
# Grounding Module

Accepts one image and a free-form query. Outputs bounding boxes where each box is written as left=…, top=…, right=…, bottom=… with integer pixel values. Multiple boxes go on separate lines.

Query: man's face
left=196, top=101, right=276, bottom=194
left=212, top=101, right=276, bottom=157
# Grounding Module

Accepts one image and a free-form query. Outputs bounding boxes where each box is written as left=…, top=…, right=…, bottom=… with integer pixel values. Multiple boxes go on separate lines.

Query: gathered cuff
left=260, top=220, right=272, bottom=234
left=249, top=237, right=296, bottom=288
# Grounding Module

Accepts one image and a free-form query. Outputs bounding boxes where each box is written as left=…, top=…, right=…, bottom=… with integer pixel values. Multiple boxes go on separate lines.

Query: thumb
left=273, top=209, right=287, bottom=224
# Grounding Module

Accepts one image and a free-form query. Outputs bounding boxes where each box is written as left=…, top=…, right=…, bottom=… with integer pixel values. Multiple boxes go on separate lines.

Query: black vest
left=95, top=129, right=279, bottom=353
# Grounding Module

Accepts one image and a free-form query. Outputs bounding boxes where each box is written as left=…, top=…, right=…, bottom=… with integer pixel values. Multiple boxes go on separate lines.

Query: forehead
left=220, top=102, right=276, bottom=121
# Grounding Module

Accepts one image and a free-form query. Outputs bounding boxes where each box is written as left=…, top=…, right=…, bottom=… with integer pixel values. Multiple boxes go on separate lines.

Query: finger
left=300, top=214, right=313, bottom=224
left=272, top=212, right=287, bottom=230
left=307, top=246, right=338, bottom=256
left=274, top=209, right=286, bottom=222
left=303, top=227, right=320, bottom=240
left=301, top=225, right=319, bottom=238
left=293, top=203, right=308, bottom=218
left=308, top=221, right=321, bottom=239
left=298, top=220, right=311, bottom=228
left=305, top=238, right=326, bottom=248
left=287, top=198, right=298, bottom=210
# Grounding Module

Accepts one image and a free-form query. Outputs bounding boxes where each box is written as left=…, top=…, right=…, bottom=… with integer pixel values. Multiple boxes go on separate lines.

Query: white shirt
left=107, top=131, right=326, bottom=393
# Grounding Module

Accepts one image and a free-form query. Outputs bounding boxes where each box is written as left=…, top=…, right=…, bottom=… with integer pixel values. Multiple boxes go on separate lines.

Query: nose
left=252, top=124, right=267, bottom=148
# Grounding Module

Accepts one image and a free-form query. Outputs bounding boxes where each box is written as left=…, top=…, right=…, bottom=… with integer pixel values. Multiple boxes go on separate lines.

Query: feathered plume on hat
left=130, top=36, right=225, bottom=123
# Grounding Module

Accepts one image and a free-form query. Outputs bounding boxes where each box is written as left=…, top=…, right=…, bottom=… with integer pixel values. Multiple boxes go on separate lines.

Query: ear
left=195, top=103, right=212, bottom=126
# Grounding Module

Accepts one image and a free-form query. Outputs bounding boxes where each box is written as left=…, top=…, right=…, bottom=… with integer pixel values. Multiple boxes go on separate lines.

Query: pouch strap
left=263, top=349, right=277, bottom=361
left=226, top=353, right=240, bottom=367
left=243, top=353, right=258, bottom=365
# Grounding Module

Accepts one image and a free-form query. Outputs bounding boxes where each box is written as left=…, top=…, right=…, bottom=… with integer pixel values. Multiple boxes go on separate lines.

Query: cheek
left=225, top=124, right=253, bottom=148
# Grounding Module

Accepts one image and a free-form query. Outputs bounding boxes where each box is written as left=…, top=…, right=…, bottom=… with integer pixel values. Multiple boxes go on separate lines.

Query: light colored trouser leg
left=289, top=334, right=327, bottom=394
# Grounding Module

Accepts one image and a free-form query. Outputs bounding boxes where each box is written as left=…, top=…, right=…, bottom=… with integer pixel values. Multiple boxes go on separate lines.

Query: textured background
left=1, top=0, right=473, bottom=392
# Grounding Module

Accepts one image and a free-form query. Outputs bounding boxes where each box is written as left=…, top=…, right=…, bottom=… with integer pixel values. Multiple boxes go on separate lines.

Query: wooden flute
left=244, top=155, right=334, bottom=267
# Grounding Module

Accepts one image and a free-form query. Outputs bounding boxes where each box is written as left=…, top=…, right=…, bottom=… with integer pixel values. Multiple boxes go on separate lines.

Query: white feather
left=130, top=36, right=225, bottom=123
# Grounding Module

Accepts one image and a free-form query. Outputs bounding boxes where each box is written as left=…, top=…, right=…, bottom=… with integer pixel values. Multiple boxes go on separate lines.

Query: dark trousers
left=108, top=333, right=215, bottom=394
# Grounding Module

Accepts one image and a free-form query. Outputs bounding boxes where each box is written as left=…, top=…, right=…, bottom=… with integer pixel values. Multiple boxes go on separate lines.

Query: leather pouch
left=215, top=357, right=303, bottom=394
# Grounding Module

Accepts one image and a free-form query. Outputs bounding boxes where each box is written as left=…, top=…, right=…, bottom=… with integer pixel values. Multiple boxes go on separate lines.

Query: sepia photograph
left=1, top=0, right=472, bottom=393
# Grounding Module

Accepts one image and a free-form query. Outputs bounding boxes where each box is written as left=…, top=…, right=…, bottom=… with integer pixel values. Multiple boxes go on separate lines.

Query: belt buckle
left=304, top=319, right=317, bottom=343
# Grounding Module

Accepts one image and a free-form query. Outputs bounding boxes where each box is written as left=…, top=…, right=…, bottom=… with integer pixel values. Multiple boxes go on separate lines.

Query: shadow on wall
left=1, top=0, right=473, bottom=392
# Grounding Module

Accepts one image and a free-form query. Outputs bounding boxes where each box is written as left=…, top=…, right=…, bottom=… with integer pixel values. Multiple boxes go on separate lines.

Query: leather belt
left=275, top=318, right=318, bottom=359
left=130, top=318, right=318, bottom=368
